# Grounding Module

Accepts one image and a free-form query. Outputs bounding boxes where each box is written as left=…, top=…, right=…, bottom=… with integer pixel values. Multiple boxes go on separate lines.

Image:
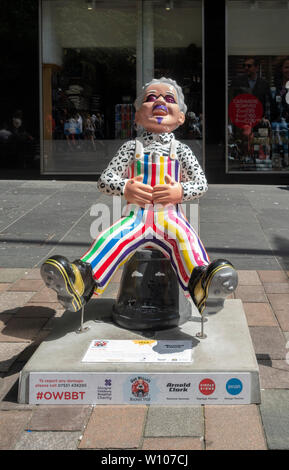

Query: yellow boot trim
left=198, top=264, right=234, bottom=315
left=45, top=259, right=82, bottom=312
left=71, top=264, right=85, bottom=296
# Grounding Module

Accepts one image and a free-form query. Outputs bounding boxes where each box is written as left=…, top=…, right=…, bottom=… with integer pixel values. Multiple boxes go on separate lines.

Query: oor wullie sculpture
left=41, top=78, right=238, bottom=321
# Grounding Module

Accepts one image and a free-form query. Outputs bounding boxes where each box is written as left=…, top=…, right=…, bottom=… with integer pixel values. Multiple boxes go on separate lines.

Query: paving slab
left=258, top=271, right=289, bottom=283
left=0, top=368, right=22, bottom=404
left=258, top=360, right=289, bottom=389
left=267, top=293, right=289, bottom=312
left=0, top=284, right=11, bottom=292
left=0, top=269, right=28, bottom=283
left=28, top=405, right=92, bottom=431
left=14, top=430, right=81, bottom=450
left=142, top=437, right=203, bottom=450
left=0, top=291, right=35, bottom=314
left=273, top=309, right=289, bottom=332
left=259, top=389, right=289, bottom=449
left=18, top=299, right=261, bottom=405
left=14, top=304, right=61, bottom=318
left=22, top=269, right=42, bottom=280
left=0, top=317, right=49, bottom=343
left=235, top=285, right=267, bottom=303
left=144, top=406, right=203, bottom=437
left=237, top=270, right=261, bottom=286
left=79, top=405, right=147, bottom=449
left=8, top=279, right=45, bottom=292
left=204, top=405, right=267, bottom=450
left=0, top=410, right=32, bottom=449
left=29, top=287, right=59, bottom=303
left=0, top=343, right=29, bottom=372
left=263, top=283, right=289, bottom=294
left=249, top=326, right=287, bottom=360
left=243, top=303, right=277, bottom=327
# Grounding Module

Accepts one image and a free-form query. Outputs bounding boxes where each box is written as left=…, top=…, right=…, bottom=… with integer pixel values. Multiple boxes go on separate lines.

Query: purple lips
left=153, top=104, right=168, bottom=113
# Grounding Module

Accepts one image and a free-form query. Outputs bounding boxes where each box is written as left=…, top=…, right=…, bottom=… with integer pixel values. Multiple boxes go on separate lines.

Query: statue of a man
left=41, top=78, right=238, bottom=317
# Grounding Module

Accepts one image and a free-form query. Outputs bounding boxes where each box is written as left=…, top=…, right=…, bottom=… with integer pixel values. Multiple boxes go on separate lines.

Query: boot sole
left=41, top=258, right=83, bottom=312
left=198, top=264, right=238, bottom=315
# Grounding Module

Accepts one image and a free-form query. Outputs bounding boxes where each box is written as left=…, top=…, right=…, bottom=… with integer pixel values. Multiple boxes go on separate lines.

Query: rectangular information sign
left=82, top=340, right=193, bottom=363
left=29, top=372, right=251, bottom=405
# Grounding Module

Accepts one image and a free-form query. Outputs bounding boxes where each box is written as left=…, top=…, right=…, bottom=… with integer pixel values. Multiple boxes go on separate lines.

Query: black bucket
left=113, top=249, right=192, bottom=330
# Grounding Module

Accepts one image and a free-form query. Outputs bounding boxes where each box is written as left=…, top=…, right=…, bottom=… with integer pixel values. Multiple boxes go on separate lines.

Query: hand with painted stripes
left=152, top=174, right=183, bottom=206
left=123, top=174, right=153, bottom=208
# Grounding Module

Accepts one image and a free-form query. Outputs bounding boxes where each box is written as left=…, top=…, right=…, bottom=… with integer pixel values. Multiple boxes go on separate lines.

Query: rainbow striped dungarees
left=81, top=137, right=210, bottom=297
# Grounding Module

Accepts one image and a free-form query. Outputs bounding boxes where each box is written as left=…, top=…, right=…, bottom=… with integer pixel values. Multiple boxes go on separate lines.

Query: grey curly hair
left=134, top=77, right=187, bottom=114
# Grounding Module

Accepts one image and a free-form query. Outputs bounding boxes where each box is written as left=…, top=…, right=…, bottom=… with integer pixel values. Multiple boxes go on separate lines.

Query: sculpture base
left=18, top=299, right=260, bottom=405
left=113, top=249, right=192, bottom=330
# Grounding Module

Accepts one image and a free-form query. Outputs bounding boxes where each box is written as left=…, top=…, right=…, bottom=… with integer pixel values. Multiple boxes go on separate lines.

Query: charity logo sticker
left=131, top=377, right=150, bottom=398
left=94, top=341, right=108, bottom=347
left=226, top=378, right=243, bottom=395
left=199, top=378, right=216, bottom=396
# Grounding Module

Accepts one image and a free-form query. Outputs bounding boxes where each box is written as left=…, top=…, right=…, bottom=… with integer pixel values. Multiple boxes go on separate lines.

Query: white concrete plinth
left=18, top=299, right=260, bottom=405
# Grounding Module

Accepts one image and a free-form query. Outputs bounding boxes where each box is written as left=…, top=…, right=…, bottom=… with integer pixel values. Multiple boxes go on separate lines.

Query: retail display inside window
left=41, top=0, right=203, bottom=174
left=51, top=47, right=136, bottom=144
left=227, top=1, right=289, bottom=173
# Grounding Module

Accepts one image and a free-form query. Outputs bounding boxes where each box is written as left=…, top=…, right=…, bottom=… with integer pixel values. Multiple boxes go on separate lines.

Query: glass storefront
left=227, top=0, right=289, bottom=173
left=40, top=0, right=203, bottom=174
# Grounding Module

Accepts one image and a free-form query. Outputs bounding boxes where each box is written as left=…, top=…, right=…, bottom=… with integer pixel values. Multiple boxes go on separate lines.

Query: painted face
left=135, top=83, right=185, bottom=133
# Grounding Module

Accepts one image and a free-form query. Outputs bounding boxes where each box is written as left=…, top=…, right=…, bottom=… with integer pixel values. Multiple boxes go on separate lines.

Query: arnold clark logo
left=167, top=382, right=191, bottom=393
left=166, top=382, right=191, bottom=401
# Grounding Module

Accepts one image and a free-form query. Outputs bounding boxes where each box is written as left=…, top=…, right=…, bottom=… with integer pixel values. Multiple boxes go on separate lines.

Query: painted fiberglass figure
left=41, top=78, right=238, bottom=318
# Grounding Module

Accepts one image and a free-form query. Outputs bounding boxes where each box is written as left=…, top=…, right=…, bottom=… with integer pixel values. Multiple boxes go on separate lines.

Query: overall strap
left=134, top=135, right=179, bottom=160
left=169, top=136, right=178, bottom=160
left=134, top=137, right=144, bottom=159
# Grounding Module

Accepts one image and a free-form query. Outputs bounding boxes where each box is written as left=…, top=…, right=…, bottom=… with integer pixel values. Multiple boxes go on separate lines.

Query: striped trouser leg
left=80, top=205, right=210, bottom=298
left=80, top=208, right=147, bottom=296
left=152, top=207, right=210, bottom=296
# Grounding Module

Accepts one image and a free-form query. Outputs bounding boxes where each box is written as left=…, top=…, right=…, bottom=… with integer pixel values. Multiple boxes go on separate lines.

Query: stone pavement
left=0, top=181, right=289, bottom=451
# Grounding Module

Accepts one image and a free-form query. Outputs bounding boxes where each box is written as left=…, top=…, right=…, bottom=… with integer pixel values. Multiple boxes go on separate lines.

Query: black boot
left=188, top=259, right=238, bottom=315
left=40, top=255, right=96, bottom=312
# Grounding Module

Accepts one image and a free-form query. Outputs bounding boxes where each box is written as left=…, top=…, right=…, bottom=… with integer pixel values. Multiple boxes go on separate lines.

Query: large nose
left=155, top=95, right=166, bottom=103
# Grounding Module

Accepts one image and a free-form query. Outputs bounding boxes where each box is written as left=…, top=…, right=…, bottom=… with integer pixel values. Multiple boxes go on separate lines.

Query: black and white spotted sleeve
left=97, top=140, right=135, bottom=196
left=177, top=142, right=208, bottom=201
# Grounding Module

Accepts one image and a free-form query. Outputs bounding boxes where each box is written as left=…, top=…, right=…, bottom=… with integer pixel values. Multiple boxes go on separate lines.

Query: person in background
left=272, top=56, right=289, bottom=122
left=9, top=110, right=34, bottom=166
left=230, top=56, right=272, bottom=119
left=84, top=113, right=96, bottom=150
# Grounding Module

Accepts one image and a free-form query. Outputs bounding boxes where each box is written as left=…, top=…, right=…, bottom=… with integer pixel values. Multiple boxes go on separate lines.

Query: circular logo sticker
left=199, top=378, right=216, bottom=396
left=226, top=378, right=243, bottom=396
left=228, top=93, right=263, bottom=129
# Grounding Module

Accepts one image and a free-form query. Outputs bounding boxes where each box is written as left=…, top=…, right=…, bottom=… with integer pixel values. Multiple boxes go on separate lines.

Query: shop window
left=41, top=0, right=202, bottom=174
left=227, top=0, right=289, bottom=173
left=153, top=1, right=203, bottom=154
